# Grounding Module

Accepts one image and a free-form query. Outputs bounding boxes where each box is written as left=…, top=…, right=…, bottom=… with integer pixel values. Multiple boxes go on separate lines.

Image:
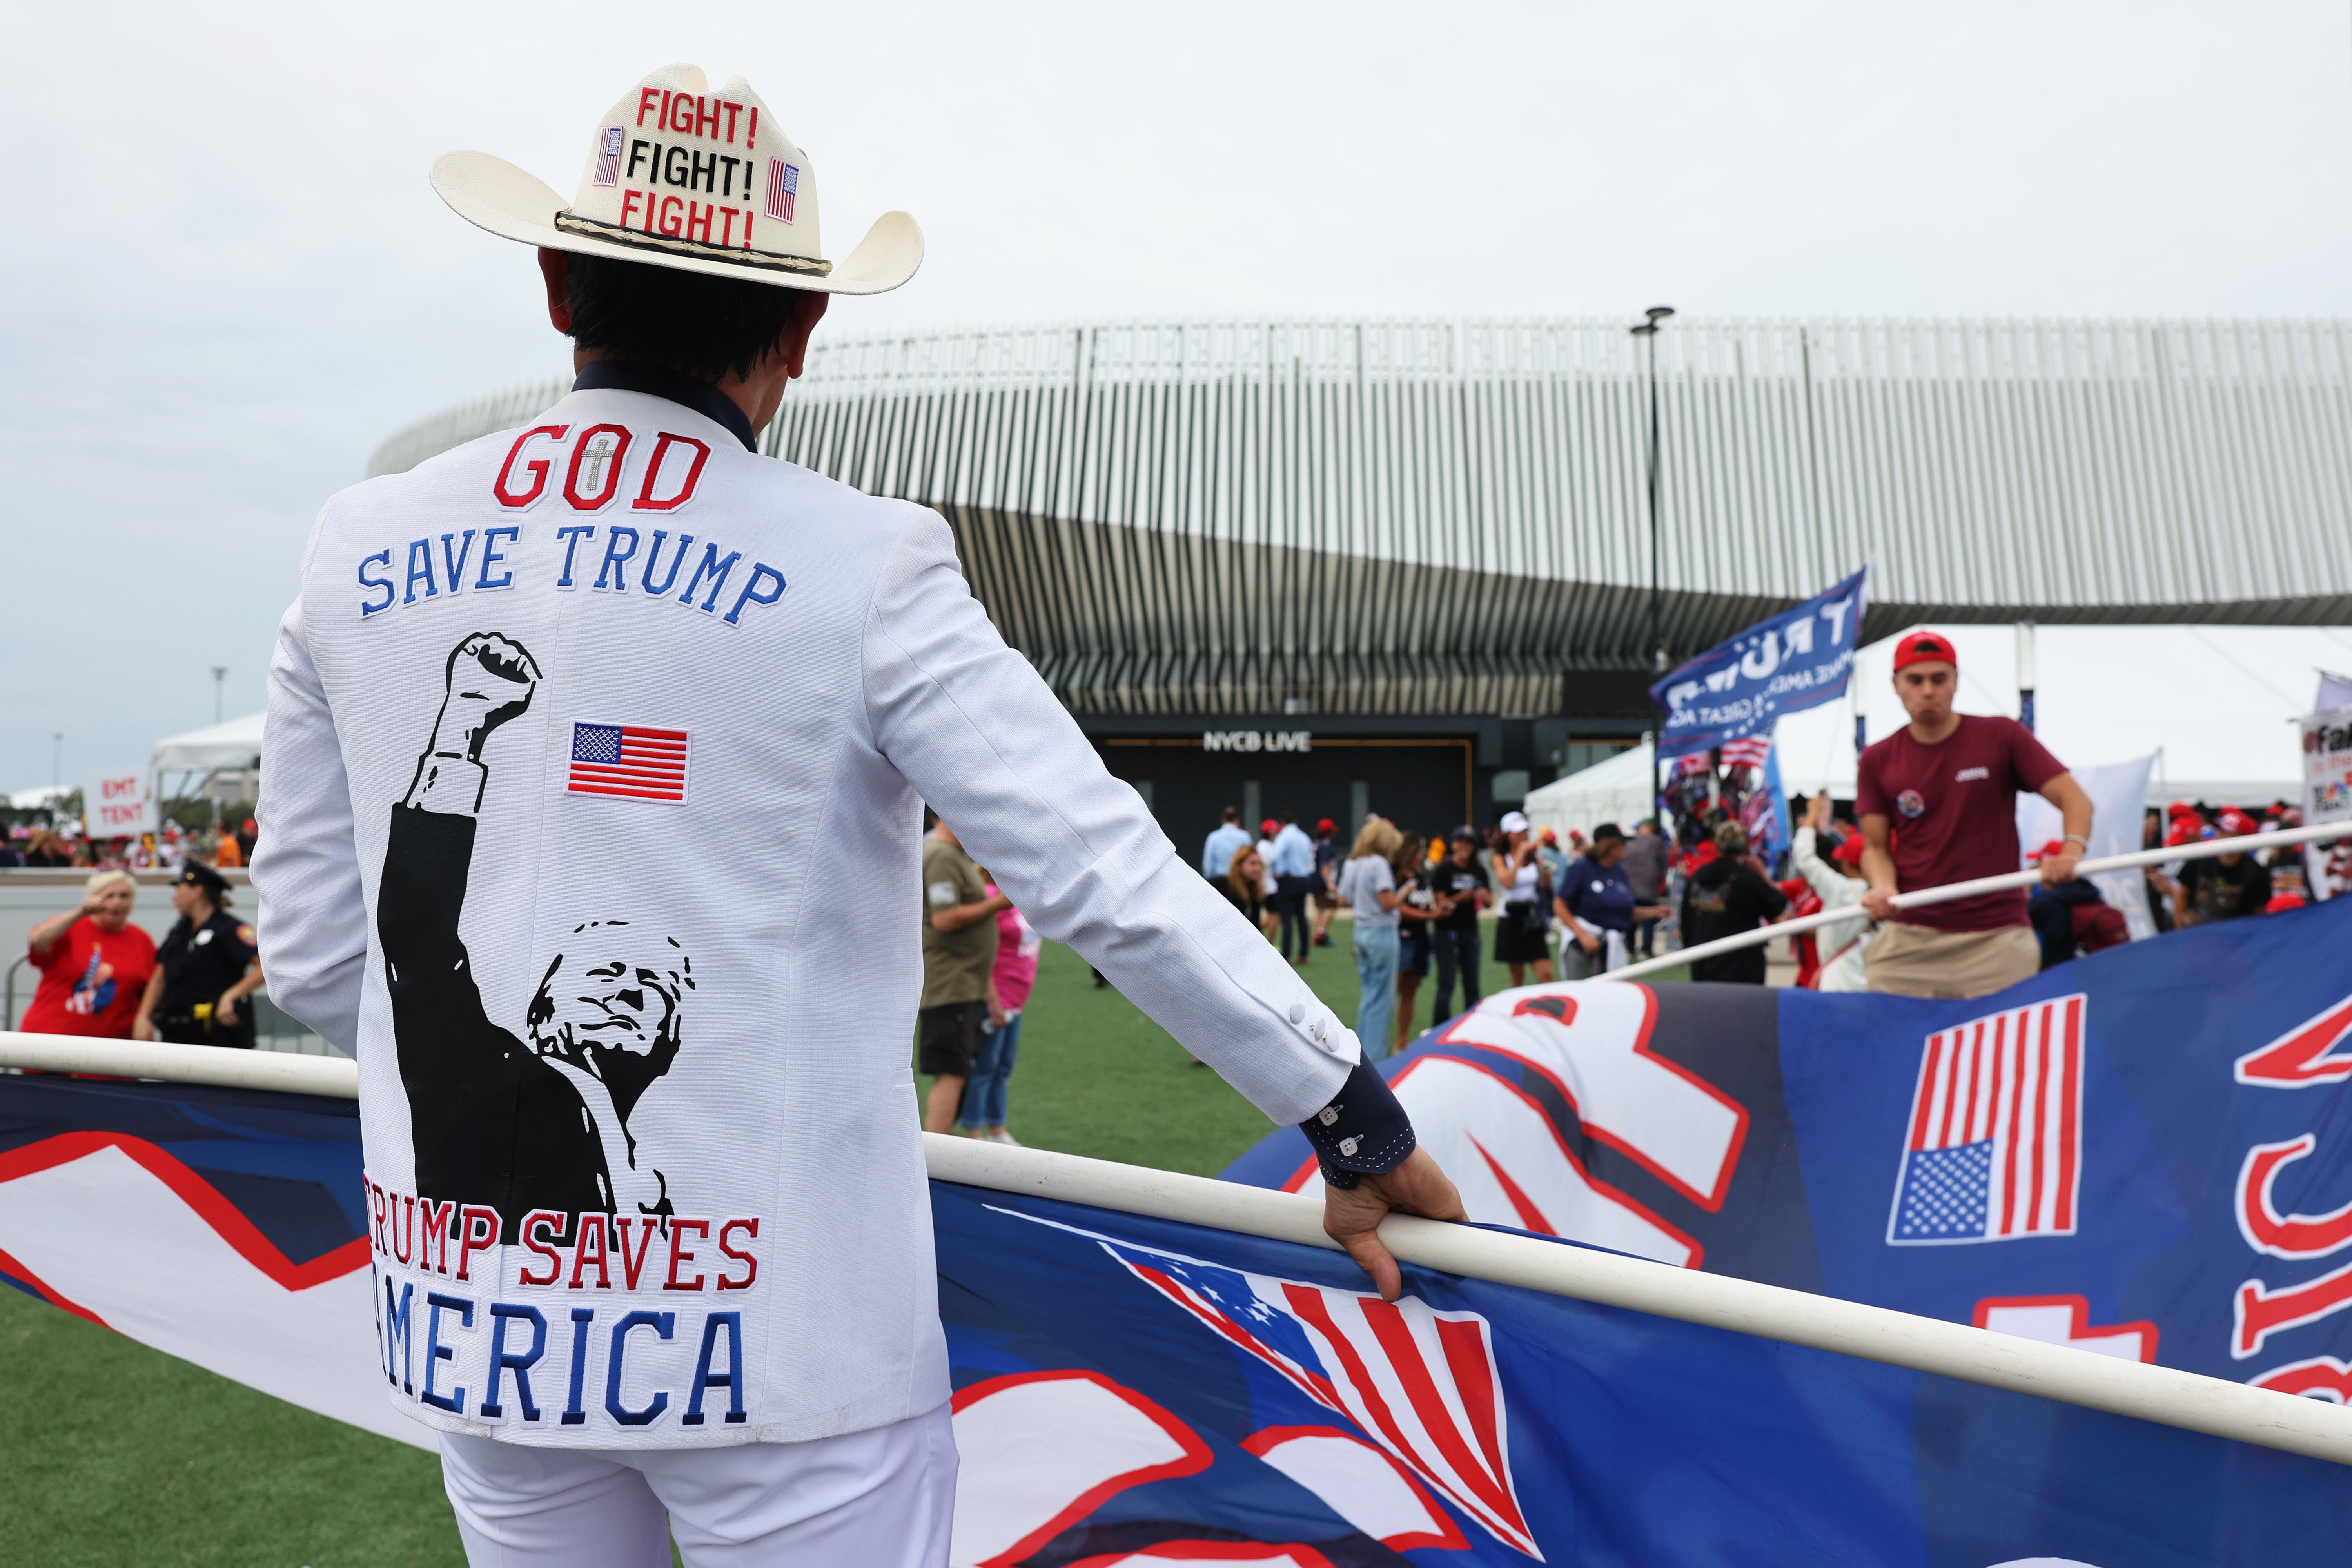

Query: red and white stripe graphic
left=1898, top=993, right=2085, bottom=1240
left=1718, top=735, right=1772, bottom=768
left=765, top=158, right=800, bottom=223
left=1112, top=1251, right=1541, bottom=1558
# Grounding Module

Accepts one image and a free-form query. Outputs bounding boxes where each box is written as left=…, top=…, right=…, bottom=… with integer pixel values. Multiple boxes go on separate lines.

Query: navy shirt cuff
left=1297, top=1056, right=1417, bottom=1189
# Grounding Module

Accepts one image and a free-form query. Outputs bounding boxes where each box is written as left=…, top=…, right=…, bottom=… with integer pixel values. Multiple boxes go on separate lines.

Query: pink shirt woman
left=959, top=885, right=1039, bottom=1142
left=989, top=886, right=1041, bottom=1015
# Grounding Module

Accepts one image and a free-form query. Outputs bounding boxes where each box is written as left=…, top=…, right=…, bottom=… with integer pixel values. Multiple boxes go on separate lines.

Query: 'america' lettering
left=370, top=1289, right=750, bottom=1431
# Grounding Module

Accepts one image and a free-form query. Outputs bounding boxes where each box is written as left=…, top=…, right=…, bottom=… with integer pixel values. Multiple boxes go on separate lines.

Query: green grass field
left=0, top=933, right=1683, bottom=1564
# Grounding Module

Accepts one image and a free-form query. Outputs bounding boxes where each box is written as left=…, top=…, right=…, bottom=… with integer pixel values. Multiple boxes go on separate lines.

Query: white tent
left=1522, top=742, right=1661, bottom=841
left=152, top=713, right=265, bottom=775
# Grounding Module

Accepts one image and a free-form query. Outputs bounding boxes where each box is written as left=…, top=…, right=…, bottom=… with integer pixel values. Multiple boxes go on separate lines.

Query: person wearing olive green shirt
left=919, top=820, right=1011, bottom=1132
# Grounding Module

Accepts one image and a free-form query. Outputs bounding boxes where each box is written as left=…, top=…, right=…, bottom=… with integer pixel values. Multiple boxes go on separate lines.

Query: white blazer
left=1791, top=826, right=1872, bottom=992
left=254, top=381, right=1361, bottom=1450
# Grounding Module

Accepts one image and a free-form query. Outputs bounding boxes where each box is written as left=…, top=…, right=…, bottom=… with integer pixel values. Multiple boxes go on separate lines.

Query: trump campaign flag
left=932, top=1182, right=2349, bottom=1567
left=11, top=896, right=2352, bottom=1561
left=1648, top=567, right=1867, bottom=761
left=0, top=1072, right=425, bottom=1447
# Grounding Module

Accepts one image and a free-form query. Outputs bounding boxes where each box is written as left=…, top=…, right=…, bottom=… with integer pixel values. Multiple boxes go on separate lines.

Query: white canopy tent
left=151, top=712, right=267, bottom=813
left=1522, top=742, right=1663, bottom=842
left=152, top=713, right=265, bottom=774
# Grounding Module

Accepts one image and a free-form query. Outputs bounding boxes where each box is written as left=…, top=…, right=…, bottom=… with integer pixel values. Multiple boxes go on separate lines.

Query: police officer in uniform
left=135, top=862, right=262, bottom=1049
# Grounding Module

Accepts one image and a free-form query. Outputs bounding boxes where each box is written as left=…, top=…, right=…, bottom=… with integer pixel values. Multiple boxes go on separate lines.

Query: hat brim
left=429, top=150, right=921, bottom=296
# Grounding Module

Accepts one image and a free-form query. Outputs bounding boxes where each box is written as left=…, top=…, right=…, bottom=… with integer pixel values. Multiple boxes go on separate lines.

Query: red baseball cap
left=1259, top=819, right=1279, bottom=836
left=1891, top=630, right=1957, bottom=672
left=1831, top=833, right=1867, bottom=866
left=2217, top=809, right=2258, bottom=838
left=1316, top=818, right=1335, bottom=834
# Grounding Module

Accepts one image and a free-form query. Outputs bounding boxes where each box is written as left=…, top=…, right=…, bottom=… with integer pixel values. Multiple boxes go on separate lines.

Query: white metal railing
left=1615, top=821, right=2352, bottom=983
left=1, top=1023, right=2347, bottom=1466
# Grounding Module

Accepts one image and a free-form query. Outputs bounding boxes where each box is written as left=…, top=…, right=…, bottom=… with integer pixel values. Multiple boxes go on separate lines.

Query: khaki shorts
left=1864, top=922, right=2040, bottom=1000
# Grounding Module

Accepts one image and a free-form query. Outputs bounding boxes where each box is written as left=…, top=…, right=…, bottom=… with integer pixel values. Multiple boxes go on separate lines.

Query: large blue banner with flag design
left=1648, top=566, right=1868, bottom=760
left=1229, top=898, right=2352, bottom=1400
left=5, top=896, right=2352, bottom=1561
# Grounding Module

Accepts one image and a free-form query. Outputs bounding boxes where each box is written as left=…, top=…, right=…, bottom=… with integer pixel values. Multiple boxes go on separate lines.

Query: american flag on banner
left=592, top=126, right=624, bottom=188
left=1093, top=1229, right=1540, bottom=1557
left=1719, top=735, right=1773, bottom=769
left=567, top=722, right=690, bottom=804
left=1676, top=753, right=1713, bottom=777
left=765, top=158, right=800, bottom=223
left=1888, top=994, right=2085, bottom=1245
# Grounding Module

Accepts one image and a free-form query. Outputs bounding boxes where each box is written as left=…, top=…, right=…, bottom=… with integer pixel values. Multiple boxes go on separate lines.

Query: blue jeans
left=1352, top=924, right=1399, bottom=1060
left=956, top=1011, right=1024, bottom=1129
left=1430, top=925, right=1483, bottom=1022
left=1634, top=918, right=1659, bottom=959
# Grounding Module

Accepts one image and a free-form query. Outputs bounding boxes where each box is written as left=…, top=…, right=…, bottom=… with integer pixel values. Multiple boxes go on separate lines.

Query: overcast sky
left=8, top=2, right=2352, bottom=792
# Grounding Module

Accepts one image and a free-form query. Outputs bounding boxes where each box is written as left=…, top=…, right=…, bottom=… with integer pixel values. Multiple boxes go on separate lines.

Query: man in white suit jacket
left=254, top=62, right=1461, bottom=1568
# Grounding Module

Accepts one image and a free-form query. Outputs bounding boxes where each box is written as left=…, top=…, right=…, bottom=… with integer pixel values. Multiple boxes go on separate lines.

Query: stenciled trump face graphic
left=525, top=920, right=693, bottom=1128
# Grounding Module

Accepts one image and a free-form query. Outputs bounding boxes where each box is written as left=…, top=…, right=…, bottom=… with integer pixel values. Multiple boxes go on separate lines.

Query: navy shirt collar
left=572, top=361, right=757, bottom=452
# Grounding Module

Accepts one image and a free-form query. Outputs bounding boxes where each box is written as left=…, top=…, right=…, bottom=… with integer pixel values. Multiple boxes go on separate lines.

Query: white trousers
left=440, top=1403, right=957, bottom=1568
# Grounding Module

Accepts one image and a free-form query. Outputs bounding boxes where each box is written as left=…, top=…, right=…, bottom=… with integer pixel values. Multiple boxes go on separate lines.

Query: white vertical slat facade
left=368, top=317, right=2352, bottom=715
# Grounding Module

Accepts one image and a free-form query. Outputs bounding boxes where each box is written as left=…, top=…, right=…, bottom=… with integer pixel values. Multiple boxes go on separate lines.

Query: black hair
left=1592, top=822, right=1626, bottom=843
left=563, top=251, right=809, bottom=382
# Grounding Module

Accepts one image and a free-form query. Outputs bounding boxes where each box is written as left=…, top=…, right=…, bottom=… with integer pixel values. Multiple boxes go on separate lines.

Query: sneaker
left=988, top=1129, right=1022, bottom=1147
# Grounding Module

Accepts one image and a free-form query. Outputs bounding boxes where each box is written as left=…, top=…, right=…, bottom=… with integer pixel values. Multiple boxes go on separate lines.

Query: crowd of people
left=1201, top=804, right=1696, bottom=1056
left=0, top=815, right=258, bottom=872
left=1173, top=628, right=2332, bottom=1052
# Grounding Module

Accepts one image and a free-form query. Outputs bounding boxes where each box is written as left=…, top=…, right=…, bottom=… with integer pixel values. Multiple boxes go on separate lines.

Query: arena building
left=372, top=316, right=2352, bottom=846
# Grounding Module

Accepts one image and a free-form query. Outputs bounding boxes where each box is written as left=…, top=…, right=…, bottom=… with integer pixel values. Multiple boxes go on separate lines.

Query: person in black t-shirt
left=1425, top=829, right=1490, bottom=1022
left=2158, top=850, right=2271, bottom=927
left=1392, top=834, right=1440, bottom=1051
left=1310, top=819, right=1342, bottom=949
left=1679, top=822, right=1789, bottom=985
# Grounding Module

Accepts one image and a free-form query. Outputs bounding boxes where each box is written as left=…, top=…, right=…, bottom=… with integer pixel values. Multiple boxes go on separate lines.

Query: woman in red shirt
left=22, top=871, right=158, bottom=1038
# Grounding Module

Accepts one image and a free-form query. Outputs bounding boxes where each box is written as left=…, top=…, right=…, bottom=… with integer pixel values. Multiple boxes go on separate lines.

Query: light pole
left=1631, top=305, right=1675, bottom=818
left=211, top=666, right=228, bottom=725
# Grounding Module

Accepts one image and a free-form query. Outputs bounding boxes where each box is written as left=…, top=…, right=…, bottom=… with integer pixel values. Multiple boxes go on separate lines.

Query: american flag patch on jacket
left=568, top=722, right=689, bottom=804
left=592, top=126, right=625, bottom=187
left=1888, top=993, right=2085, bottom=1244
left=765, top=158, right=799, bottom=223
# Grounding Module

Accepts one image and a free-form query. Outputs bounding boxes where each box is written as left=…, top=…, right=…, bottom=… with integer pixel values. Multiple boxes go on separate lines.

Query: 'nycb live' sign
left=1649, top=566, right=1869, bottom=761
left=1202, top=730, right=1312, bottom=753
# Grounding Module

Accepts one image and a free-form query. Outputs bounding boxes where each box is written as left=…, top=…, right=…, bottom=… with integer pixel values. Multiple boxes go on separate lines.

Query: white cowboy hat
left=430, top=63, right=920, bottom=295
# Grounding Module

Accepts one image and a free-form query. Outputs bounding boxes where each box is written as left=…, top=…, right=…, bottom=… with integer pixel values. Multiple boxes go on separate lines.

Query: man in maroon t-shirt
left=1855, top=630, right=2093, bottom=999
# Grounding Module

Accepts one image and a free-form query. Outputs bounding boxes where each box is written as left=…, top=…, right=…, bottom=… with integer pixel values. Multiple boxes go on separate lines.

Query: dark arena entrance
left=1082, top=714, right=1646, bottom=862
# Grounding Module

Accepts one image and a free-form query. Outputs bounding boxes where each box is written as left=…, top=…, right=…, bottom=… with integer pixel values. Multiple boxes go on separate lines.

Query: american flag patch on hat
left=592, top=126, right=625, bottom=188
left=765, top=158, right=800, bottom=223
left=568, top=722, right=690, bottom=804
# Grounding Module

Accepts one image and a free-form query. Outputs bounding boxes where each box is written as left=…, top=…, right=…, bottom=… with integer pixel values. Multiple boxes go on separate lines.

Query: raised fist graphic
left=403, top=632, right=543, bottom=814
left=428, top=632, right=543, bottom=763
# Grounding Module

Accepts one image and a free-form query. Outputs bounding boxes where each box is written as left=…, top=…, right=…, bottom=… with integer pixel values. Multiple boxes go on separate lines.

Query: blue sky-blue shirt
left=1269, top=824, right=1316, bottom=878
